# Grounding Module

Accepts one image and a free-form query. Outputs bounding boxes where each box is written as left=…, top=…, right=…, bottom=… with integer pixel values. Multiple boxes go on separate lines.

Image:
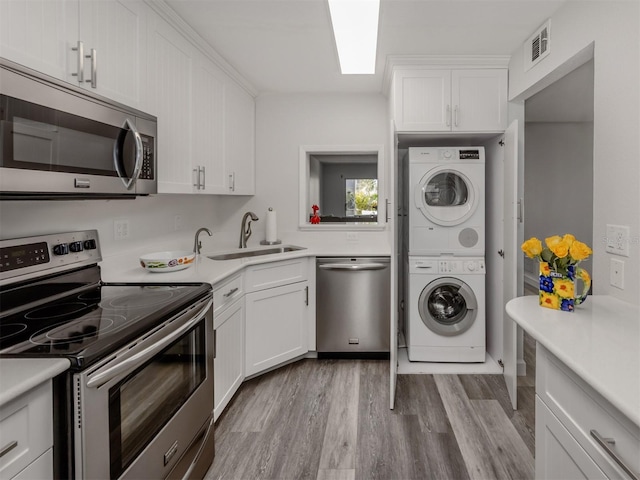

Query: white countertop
left=100, top=244, right=390, bottom=285
left=506, top=295, right=640, bottom=426
left=0, top=358, right=70, bottom=406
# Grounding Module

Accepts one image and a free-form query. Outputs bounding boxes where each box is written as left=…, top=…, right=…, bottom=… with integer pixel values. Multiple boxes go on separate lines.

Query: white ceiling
left=165, top=0, right=567, bottom=94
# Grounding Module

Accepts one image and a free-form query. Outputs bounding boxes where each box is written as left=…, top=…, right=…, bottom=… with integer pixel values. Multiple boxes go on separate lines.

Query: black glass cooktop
left=0, top=280, right=211, bottom=370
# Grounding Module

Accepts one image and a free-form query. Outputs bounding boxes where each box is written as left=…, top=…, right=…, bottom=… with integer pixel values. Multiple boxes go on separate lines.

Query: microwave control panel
left=139, top=136, right=154, bottom=180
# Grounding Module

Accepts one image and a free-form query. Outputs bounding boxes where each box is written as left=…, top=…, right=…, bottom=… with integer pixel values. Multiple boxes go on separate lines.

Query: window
left=345, top=178, right=378, bottom=217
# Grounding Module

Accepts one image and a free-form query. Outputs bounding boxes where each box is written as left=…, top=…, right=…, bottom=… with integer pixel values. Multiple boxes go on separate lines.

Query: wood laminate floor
left=205, top=346, right=536, bottom=480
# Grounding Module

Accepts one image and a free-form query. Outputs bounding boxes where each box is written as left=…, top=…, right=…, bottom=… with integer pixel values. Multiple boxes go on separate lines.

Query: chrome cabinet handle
left=193, top=167, right=200, bottom=188
left=446, top=104, right=451, bottom=126
left=454, top=105, right=459, bottom=127
left=201, top=166, right=205, bottom=190
left=113, top=118, right=143, bottom=190
left=0, top=440, right=18, bottom=458
left=319, top=263, right=387, bottom=271
left=85, top=48, right=97, bottom=88
left=385, top=199, right=390, bottom=223
left=305, top=285, right=309, bottom=306
left=228, top=172, right=235, bottom=191
left=71, top=41, right=84, bottom=83
left=87, top=298, right=213, bottom=388
left=590, top=430, right=639, bottom=480
left=223, top=287, right=238, bottom=298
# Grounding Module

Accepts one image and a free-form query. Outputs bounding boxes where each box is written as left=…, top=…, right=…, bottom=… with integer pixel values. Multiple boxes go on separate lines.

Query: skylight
left=327, top=0, right=380, bottom=75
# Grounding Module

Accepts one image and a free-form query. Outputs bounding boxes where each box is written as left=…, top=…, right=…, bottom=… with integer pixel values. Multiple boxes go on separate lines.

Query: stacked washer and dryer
left=407, top=147, right=486, bottom=363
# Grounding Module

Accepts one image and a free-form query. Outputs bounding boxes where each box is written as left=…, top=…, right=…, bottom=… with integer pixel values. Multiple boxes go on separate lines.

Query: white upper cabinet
left=147, top=12, right=194, bottom=193
left=224, top=80, right=256, bottom=195
left=0, top=0, right=148, bottom=109
left=393, top=67, right=507, bottom=132
left=451, top=69, right=508, bottom=131
left=77, top=0, right=148, bottom=108
left=192, top=51, right=226, bottom=194
left=0, top=0, right=77, bottom=81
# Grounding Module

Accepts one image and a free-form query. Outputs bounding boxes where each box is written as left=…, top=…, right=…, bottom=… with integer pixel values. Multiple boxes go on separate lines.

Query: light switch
left=610, top=258, right=625, bottom=289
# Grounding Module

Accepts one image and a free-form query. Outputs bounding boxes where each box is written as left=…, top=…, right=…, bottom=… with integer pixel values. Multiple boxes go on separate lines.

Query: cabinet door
left=78, top=0, right=148, bottom=109
left=0, top=0, right=77, bottom=82
left=214, top=298, right=244, bottom=421
left=452, top=69, right=507, bottom=132
left=192, top=52, right=227, bottom=194
left=245, top=282, right=309, bottom=376
left=148, top=14, right=194, bottom=194
left=224, top=80, right=255, bottom=195
left=393, top=69, right=451, bottom=132
left=535, top=397, right=607, bottom=480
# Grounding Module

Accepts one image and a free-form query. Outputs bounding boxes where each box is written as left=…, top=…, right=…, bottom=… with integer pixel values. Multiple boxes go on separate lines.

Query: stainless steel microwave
left=0, top=59, right=157, bottom=199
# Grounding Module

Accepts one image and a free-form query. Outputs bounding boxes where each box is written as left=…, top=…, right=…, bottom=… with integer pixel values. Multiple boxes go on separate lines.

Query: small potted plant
left=521, top=234, right=592, bottom=311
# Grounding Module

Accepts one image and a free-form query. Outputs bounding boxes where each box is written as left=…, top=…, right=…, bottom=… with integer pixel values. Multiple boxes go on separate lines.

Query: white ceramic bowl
left=139, top=251, right=195, bottom=272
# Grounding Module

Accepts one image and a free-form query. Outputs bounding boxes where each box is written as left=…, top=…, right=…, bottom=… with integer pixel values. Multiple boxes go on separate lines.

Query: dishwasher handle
left=319, top=263, right=387, bottom=271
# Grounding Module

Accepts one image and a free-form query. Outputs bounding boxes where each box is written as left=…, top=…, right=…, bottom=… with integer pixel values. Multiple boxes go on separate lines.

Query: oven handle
left=86, top=297, right=213, bottom=389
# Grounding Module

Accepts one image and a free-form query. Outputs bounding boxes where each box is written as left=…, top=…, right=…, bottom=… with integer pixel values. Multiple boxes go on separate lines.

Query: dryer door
left=415, top=167, right=477, bottom=226
left=418, top=277, right=477, bottom=336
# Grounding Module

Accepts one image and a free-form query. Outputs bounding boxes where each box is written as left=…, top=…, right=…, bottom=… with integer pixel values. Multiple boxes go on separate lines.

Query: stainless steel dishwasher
left=316, top=257, right=390, bottom=356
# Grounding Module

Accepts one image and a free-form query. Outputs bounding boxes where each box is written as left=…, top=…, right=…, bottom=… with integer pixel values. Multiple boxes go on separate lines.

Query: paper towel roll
left=265, top=208, right=277, bottom=243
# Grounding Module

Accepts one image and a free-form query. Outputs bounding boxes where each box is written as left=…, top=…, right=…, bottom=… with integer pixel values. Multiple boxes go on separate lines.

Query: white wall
left=209, top=92, right=391, bottom=252
left=509, top=1, right=640, bottom=304
left=524, top=122, right=594, bottom=279
left=0, top=195, right=219, bottom=259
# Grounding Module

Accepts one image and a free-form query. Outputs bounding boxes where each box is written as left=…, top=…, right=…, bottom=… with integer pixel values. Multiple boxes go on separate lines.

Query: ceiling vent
left=524, top=19, right=551, bottom=71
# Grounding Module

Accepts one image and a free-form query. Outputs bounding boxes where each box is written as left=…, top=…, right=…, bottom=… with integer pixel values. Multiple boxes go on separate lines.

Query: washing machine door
left=414, top=167, right=478, bottom=226
left=418, top=277, right=477, bottom=336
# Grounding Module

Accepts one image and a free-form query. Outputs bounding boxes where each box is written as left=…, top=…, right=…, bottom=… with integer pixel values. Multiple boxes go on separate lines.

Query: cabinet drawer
left=535, top=396, right=607, bottom=479
left=0, top=382, right=53, bottom=480
left=537, top=345, right=640, bottom=479
left=213, top=274, right=243, bottom=315
left=12, top=448, right=53, bottom=480
left=245, top=259, right=307, bottom=293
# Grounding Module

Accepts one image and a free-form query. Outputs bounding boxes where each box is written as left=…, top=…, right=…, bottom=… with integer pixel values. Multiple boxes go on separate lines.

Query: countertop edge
left=506, top=296, right=640, bottom=427
left=0, top=358, right=70, bottom=407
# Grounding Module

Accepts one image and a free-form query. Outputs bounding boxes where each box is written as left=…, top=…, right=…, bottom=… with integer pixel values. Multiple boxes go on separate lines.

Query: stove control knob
left=69, top=241, right=84, bottom=253
left=83, top=239, right=97, bottom=250
left=53, top=243, right=69, bottom=255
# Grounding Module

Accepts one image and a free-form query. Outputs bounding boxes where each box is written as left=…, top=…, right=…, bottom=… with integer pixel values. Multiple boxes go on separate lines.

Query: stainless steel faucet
left=239, top=212, right=259, bottom=248
left=194, top=227, right=212, bottom=254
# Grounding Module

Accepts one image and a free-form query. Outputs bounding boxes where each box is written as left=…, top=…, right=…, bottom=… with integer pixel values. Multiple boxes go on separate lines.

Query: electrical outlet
left=610, top=258, right=625, bottom=289
left=346, top=232, right=359, bottom=242
left=174, top=214, right=183, bottom=231
left=114, top=220, right=130, bottom=240
left=605, top=224, right=630, bottom=257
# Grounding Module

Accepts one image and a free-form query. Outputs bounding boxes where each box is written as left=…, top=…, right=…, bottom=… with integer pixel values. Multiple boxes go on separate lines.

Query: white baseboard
left=517, top=358, right=527, bottom=377
left=397, top=347, right=503, bottom=374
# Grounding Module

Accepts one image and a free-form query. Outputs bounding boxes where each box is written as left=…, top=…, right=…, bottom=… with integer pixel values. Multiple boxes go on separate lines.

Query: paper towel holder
left=261, top=207, right=282, bottom=245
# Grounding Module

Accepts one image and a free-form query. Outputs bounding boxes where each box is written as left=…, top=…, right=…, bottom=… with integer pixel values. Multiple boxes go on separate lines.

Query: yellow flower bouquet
left=521, top=234, right=592, bottom=311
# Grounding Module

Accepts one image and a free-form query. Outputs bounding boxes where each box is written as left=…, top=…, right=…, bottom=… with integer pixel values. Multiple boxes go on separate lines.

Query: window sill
left=299, top=223, right=387, bottom=232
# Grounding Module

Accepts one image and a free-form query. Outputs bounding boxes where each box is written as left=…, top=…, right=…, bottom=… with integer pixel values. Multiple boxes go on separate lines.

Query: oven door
left=75, top=296, right=214, bottom=480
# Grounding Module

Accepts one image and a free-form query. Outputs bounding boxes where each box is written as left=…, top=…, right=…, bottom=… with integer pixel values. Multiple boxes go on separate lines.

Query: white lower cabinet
left=245, top=281, right=309, bottom=377
left=535, top=345, right=640, bottom=479
left=536, top=397, right=607, bottom=479
left=0, top=382, right=53, bottom=480
left=213, top=297, right=244, bottom=421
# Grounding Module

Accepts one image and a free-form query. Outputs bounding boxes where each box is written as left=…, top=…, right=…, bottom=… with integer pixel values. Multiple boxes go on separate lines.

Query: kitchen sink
left=208, top=245, right=306, bottom=261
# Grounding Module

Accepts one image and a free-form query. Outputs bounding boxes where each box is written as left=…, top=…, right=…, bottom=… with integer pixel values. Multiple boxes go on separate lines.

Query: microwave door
left=113, top=118, right=143, bottom=190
